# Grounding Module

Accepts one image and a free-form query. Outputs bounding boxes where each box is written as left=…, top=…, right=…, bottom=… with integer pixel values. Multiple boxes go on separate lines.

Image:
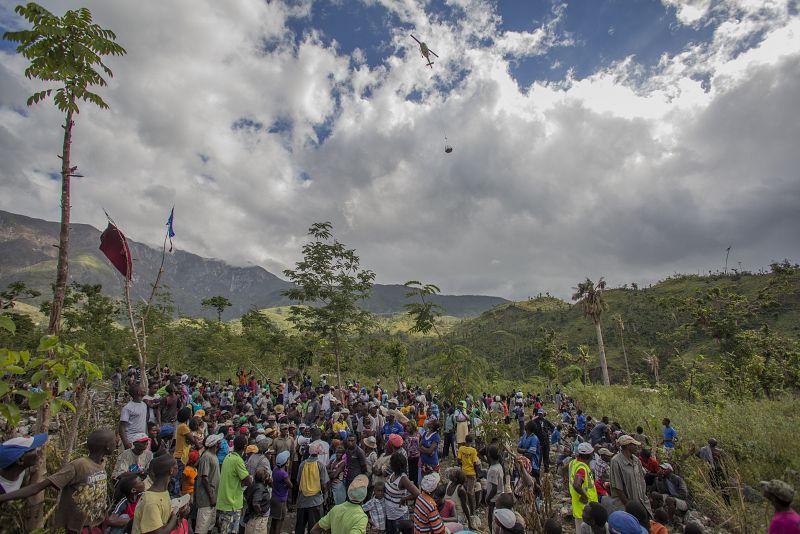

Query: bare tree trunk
left=595, top=321, right=610, bottom=385
left=61, top=378, right=89, bottom=467
left=124, top=280, right=148, bottom=388
left=619, top=327, right=631, bottom=385
left=29, top=106, right=75, bottom=531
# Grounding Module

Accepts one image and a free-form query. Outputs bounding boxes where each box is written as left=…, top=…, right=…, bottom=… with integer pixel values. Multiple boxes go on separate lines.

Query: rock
left=48, top=420, right=60, bottom=433
left=742, top=483, right=764, bottom=503
left=17, top=425, right=30, bottom=436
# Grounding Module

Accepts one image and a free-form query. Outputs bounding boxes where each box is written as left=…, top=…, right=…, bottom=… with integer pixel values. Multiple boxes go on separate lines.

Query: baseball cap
left=131, top=433, right=150, bottom=443
left=617, top=435, right=641, bottom=447
left=577, top=442, right=595, bottom=455
left=0, top=433, right=48, bottom=469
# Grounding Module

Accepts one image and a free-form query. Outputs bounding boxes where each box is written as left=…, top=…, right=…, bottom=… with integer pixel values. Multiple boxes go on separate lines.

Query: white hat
left=205, top=434, right=223, bottom=448
left=494, top=508, right=516, bottom=529
left=421, top=472, right=441, bottom=492
left=577, top=442, right=595, bottom=455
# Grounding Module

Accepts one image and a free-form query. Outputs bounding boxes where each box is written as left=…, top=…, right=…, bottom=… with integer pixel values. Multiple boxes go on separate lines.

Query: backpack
left=299, top=460, right=322, bottom=497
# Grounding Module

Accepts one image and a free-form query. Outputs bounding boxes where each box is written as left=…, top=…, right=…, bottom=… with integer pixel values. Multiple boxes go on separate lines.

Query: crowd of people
left=0, top=366, right=798, bottom=534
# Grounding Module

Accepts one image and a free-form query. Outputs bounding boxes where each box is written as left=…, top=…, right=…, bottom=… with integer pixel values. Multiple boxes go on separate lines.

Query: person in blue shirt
left=575, top=410, right=586, bottom=436
left=429, top=401, right=440, bottom=419
left=662, top=418, right=677, bottom=457
left=517, top=421, right=541, bottom=479
left=550, top=424, right=561, bottom=447
left=381, top=412, right=404, bottom=440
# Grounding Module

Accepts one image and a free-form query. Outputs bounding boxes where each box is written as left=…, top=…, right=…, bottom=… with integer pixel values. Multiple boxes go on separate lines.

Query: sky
left=1, top=0, right=799, bottom=300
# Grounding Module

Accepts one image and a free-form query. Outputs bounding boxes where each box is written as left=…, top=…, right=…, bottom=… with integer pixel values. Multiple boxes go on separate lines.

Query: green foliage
left=0, top=319, right=100, bottom=427
left=430, top=345, right=486, bottom=403
left=572, top=277, right=607, bottom=324
left=532, top=327, right=561, bottom=384
left=282, top=222, right=375, bottom=387
left=201, top=295, right=232, bottom=322
left=0, top=281, right=40, bottom=309
left=385, top=339, right=408, bottom=381
left=3, top=2, right=126, bottom=113
left=404, top=281, right=444, bottom=336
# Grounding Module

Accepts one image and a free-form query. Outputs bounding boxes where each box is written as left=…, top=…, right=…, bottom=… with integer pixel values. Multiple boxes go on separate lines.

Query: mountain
left=0, top=210, right=507, bottom=319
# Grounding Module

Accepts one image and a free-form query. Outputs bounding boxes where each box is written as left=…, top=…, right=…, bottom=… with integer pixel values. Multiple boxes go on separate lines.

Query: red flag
left=99, top=223, right=132, bottom=280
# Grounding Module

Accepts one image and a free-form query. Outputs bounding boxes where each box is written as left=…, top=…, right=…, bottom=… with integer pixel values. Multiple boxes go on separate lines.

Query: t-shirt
left=420, top=431, right=440, bottom=466
left=272, top=467, right=290, bottom=502
left=486, top=463, right=504, bottom=502
left=346, top=447, right=367, bottom=483
left=112, top=448, right=154, bottom=479
left=0, top=471, right=25, bottom=494
left=663, top=426, right=677, bottom=449
left=49, top=457, right=108, bottom=531
left=318, top=501, right=369, bottom=534
left=173, top=423, right=192, bottom=463
left=182, top=465, right=197, bottom=494
left=132, top=490, right=171, bottom=534
left=457, top=446, right=479, bottom=476
left=143, top=394, right=161, bottom=423
left=194, top=450, right=220, bottom=509
left=120, top=400, right=149, bottom=442
left=589, top=422, right=608, bottom=445
left=768, top=510, right=800, bottom=534
left=217, top=451, right=249, bottom=511
left=576, top=414, right=586, bottom=433
left=413, top=493, right=447, bottom=534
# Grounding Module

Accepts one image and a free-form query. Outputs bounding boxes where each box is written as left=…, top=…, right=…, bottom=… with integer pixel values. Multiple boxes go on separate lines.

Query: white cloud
left=1, top=0, right=799, bottom=302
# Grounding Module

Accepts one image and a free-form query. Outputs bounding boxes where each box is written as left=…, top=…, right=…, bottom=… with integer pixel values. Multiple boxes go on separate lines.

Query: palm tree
left=575, top=344, right=593, bottom=386
left=572, top=278, right=610, bottom=385
left=643, top=349, right=660, bottom=385
left=612, top=313, right=632, bottom=385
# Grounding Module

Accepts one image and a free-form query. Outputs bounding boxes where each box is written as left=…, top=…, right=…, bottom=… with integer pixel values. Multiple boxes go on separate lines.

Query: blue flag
left=166, top=207, right=175, bottom=251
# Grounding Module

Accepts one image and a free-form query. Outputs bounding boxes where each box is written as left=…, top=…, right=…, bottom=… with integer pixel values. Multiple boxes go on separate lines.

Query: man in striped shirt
left=414, top=472, right=446, bottom=534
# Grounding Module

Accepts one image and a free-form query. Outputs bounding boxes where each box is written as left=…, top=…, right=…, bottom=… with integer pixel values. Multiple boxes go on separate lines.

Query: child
left=269, top=451, right=293, bottom=534
left=244, top=467, right=271, bottom=534
left=362, top=480, right=387, bottom=533
left=363, top=436, right=378, bottom=474
left=457, top=434, right=480, bottom=518
left=650, top=508, right=669, bottom=534
left=181, top=450, right=199, bottom=495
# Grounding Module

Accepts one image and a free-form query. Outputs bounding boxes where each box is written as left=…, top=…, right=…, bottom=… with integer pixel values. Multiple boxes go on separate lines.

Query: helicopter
left=410, top=34, right=438, bottom=68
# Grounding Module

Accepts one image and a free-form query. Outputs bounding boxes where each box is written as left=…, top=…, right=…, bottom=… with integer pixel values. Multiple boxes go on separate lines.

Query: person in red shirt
left=639, top=447, right=660, bottom=488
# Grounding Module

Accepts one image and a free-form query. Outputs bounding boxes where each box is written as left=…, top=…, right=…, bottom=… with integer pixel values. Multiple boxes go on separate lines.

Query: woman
left=107, top=472, right=144, bottom=534
left=420, top=420, right=441, bottom=477
left=384, top=452, right=420, bottom=534
left=414, top=472, right=447, bottom=534
left=327, top=445, right=348, bottom=505
left=444, top=468, right=472, bottom=530
left=404, top=421, right=421, bottom=486
left=454, top=402, right=469, bottom=447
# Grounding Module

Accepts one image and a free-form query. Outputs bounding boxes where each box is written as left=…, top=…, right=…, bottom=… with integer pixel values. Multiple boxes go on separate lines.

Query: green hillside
left=408, top=266, right=800, bottom=389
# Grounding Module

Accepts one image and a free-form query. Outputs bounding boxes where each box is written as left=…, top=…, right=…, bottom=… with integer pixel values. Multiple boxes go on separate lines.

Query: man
left=247, top=438, right=272, bottom=479
left=381, top=412, right=404, bottom=441
left=305, top=392, right=320, bottom=426
left=195, top=434, right=222, bottom=534
left=217, top=435, right=254, bottom=534
left=112, top=433, right=153, bottom=479
left=443, top=406, right=456, bottom=459
left=485, top=445, right=504, bottom=528
left=652, top=463, right=689, bottom=516
left=570, top=442, right=599, bottom=532
left=132, top=453, right=189, bottom=534
left=518, top=420, right=541, bottom=479
left=588, top=416, right=609, bottom=446
left=609, top=435, right=652, bottom=517
left=661, top=418, right=677, bottom=458
left=531, top=409, right=555, bottom=471
left=143, top=381, right=162, bottom=425
left=413, top=472, right=447, bottom=534
left=112, top=367, right=123, bottom=405
left=575, top=409, right=586, bottom=436
left=296, top=442, right=330, bottom=534
left=632, top=426, right=650, bottom=449
left=274, top=424, right=296, bottom=472
left=344, top=434, right=368, bottom=486
left=762, top=479, right=800, bottom=534
left=119, top=384, right=149, bottom=449
left=311, top=474, right=369, bottom=534
left=0, top=433, right=48, bottom=494
left=0, top=428, right=115, bottom=533
left=696, top=438, right=719, bottom=466
left=309, top=427, right=330, bottom=468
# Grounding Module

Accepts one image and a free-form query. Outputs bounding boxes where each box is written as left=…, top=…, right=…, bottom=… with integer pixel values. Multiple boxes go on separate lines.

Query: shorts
left=270, top=498, right=287, bottom=520
left=195, top=507, right=217, bottom=534
left=245, top=515, right=270, bottom=534
left=218, top=510, right=242, bottom=534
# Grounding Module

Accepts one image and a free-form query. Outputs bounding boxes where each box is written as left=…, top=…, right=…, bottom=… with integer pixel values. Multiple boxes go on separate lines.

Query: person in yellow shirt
left=132, top=454, right=190, bottom=534
left=457, top=434, right=480, bottom=518
left=332, top=413, right=349, bottom=439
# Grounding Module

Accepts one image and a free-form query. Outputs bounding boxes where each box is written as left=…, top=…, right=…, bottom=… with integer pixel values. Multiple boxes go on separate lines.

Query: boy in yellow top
left=133, top=454, right=190, bottom=534
left=457, top=434, right=480, bottom=518
left=332, top=413, right=349, bottom=437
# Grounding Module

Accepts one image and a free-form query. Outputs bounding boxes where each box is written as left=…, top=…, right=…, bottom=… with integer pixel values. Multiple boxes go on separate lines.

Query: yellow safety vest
left=569, top=459, right=598, bottom=519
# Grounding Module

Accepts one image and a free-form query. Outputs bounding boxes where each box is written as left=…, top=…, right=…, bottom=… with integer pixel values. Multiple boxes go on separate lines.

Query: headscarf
left=347, top=474, right=369, bottom=503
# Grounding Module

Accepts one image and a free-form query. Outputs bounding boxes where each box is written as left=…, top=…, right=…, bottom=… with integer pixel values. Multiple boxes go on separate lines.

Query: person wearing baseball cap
left=609, top=435, right=652, bottom=517
left=112, top=432, right=153, bottom=480
left=311, top=474, right=369, bottom=534
left=608, top=510, right=648, bottom=534
left=570, top=441, right=598, bottom=531
left=0, top=433, right=47, bottom=494
left=195, top=434, right=223, bottom=534
left=762, top=479, right=800, bottom=533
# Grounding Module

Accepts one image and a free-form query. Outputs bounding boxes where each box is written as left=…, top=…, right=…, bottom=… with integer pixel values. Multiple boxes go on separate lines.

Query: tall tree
left=4, top=5, right=125, bottom=529
left=4, top=3, right=126, bottom=336
left=611, top=313, right=632, bottom=385
left=283, top=222, right=375, bottom=393
left=201, top=296, right=232, bottom=322
left=572, top=278, right=610, bottom=385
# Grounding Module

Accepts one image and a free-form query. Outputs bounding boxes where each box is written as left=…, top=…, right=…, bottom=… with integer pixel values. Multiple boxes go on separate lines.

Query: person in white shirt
left=118, top=384, right=148, bottom=449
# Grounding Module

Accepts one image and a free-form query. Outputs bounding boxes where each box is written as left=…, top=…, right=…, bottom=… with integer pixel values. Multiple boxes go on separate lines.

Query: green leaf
left=0, top=315, right=16, bottom=333
left=0, top=403, right=20, bottom=426
left=0, top=381, right=9, bottom=398
left=37, top=335, right=59, bottom=352
left=52, top=397, right=75, bottom=414
left=28, top=390, right=49, bottom=410
left=5, top=365, right=24, bottom=375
